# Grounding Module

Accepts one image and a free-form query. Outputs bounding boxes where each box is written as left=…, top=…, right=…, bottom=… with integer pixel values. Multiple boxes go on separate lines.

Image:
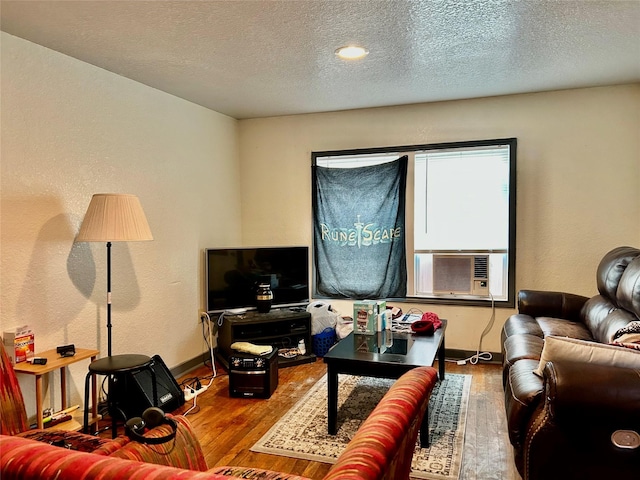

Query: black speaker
left=229, top=349, right=278, bottom=398
left=111, top=355, right=185, bottom=420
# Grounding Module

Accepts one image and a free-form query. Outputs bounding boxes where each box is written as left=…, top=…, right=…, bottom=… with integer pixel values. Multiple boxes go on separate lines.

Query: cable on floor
left=181, top=312, right=218, bottom=415
left=445, top=293, right=496, bottom=365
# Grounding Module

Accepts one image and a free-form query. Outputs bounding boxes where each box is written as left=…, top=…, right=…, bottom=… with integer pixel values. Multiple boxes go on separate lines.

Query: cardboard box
left=353, top=300, right=388, bottom=334
left=3, top=326, right=35, bottom=365
left=353, top=301, right=377, bottom=334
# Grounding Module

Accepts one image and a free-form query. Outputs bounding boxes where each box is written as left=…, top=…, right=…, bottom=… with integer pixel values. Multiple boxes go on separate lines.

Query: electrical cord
left=469, top=292, right=495, bottom=364
left=182, top=393, right=200, bottom=416
left=182, top=312, right=218, bottom=416
left=200, top=312, right=217, bottom=378
left=445, top=293, right=496, bottom=365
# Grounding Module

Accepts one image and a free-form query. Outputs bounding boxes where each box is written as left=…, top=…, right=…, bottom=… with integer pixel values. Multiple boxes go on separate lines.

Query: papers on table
left=391, top=313, right=422, bottom=333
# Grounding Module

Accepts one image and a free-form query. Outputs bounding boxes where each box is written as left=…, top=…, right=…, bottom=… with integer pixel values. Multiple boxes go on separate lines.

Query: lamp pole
left=106, top=241, right=112, bottom=356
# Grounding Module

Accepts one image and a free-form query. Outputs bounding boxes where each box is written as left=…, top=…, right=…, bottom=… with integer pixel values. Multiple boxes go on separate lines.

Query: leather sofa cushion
left=533, top=335, right=640, bottom=377
left=535, top=316, right=592, bottom=340
left=617, top=256, right=640, bottom=317
left=504, top=334, right=544, bottom=364
left=595, top=308, right=639, bottom=344
left=582, top=295, right=638, bottom=343
left=502, top=334, right=544, bottom=386
left=582, top=295, right=616, bottom=341
left=501, top=314, right=543, bottom=342
left=596, top=246, right=640, bottom=301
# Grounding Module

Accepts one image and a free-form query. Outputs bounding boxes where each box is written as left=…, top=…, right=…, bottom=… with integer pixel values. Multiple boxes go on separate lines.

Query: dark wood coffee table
left=323, top=320, right=446, bottom=445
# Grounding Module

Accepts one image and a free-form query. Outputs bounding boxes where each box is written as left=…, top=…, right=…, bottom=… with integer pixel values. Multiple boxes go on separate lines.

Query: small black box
left=229, top=349, right=278, bottom=399
left=56, top=344, right=75, bottom=357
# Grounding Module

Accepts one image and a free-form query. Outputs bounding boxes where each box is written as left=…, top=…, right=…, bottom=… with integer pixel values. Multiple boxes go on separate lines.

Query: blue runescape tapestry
left=313, top=155, right=408, bottom=299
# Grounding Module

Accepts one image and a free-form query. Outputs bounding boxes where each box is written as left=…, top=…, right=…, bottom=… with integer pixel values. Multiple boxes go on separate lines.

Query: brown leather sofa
left=501, top=246, right=640, bottom=479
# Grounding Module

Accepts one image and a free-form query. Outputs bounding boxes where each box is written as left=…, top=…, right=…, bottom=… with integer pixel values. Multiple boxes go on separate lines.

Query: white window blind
left=414, top=146, right=510, bottom=252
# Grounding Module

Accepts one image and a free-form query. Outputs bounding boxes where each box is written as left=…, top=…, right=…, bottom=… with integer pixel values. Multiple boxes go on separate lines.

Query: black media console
left=216, top=309, right=316, bottom=369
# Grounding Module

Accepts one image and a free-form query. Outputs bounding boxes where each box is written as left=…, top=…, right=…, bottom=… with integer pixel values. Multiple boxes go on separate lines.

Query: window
left=313, top=138, right=516, bottom=307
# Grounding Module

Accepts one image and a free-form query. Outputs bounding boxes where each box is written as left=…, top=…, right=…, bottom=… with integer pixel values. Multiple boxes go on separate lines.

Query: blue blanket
left=313, top=156, right=407, bottom=298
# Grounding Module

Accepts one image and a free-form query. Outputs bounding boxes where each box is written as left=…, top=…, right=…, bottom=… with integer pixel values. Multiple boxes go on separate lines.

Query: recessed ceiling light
left=335, top=45, right=369, bottom=60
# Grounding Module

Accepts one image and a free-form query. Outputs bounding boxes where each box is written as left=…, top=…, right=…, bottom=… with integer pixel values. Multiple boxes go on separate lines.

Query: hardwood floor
left=169, top=357, right=522, bottom=480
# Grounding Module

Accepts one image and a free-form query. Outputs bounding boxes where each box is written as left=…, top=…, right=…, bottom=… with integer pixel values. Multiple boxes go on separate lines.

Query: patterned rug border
left=251, top=372, right=471, bottom=480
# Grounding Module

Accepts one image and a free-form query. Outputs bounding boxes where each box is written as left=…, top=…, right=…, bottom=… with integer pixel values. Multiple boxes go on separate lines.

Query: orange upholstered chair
left=2, top=365, right=438, bottom=480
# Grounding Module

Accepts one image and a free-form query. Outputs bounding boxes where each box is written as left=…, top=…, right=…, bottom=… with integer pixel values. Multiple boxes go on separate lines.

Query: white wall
left=1, top=32, right=242, bottom=418
left=238, top=84, right=640, bottom=354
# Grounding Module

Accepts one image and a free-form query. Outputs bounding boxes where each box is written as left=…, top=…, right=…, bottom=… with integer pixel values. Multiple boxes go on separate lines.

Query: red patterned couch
left=0, top=339, right=207, bottom=470
left=1, top=333, right=438, bottom=480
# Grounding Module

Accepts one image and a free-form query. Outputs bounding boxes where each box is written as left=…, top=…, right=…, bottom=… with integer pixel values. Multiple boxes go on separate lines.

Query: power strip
left=184, top=385, right=208, bottom=402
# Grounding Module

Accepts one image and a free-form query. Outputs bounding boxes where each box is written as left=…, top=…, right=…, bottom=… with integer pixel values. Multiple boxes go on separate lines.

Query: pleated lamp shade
left=77, top=194, right=153, bottom=242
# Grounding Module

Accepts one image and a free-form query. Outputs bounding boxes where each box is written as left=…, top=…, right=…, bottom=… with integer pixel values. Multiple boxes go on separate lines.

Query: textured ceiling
left=2, top=0, right=639, bottom=119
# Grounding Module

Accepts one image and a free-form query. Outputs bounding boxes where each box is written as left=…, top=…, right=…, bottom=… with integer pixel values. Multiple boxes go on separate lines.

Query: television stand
left=216, top=309, right=316, bottom=369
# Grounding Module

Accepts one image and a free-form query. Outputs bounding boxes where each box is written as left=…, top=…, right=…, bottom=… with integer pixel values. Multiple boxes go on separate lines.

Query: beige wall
left=1, top=33, right=241, bottom=417
left=2, top=30, right=639, bottom=420
left=238, top=84, right=640, bottom=353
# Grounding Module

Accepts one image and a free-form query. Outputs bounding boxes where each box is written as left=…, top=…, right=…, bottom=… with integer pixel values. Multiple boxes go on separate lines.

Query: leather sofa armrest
left=542, top=360, right=640, bottom=424
left=522, top=360, right=640, bottom=479
left=518, top=290, right=589, bottom=321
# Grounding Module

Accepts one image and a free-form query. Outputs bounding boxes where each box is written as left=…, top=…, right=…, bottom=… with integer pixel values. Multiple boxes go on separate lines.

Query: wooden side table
left=13, top=347, right=100, bottom=431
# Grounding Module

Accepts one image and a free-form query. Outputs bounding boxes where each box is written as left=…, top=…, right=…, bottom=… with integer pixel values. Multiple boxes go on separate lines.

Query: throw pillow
left=532, top=335, right=640, bottom=377
left=614, top=320, right=640, bottom=340
left=612, top=320, right=640, bottom=350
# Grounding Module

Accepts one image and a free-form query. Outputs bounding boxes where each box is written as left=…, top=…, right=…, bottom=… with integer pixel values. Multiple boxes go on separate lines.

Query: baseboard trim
left=169, top=348, right=503, bottom=379
left=170, top=351, right=212, bottom=378
left=446, top=348, right=503, bottom=365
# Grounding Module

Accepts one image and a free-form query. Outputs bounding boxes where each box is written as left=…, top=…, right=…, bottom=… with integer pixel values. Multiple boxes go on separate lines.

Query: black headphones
left=124, top=407, right=177, bottom=445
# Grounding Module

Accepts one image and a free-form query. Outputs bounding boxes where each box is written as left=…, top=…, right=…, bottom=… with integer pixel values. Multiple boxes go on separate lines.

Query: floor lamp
left=76, top=193, right=153, bottom=356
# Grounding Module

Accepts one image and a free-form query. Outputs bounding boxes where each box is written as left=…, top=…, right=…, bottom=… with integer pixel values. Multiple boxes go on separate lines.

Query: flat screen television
left=205, top=246, right=310, bottom=314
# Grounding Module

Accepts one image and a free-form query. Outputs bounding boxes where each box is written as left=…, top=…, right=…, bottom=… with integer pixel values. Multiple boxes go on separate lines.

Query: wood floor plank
left=169, top=357, right=521, bottom=480
left=94, top=356, right=520, bottom=479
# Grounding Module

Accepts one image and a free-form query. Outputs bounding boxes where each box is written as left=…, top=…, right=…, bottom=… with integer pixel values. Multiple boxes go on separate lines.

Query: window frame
left=312, top=137, right=517, bottom=308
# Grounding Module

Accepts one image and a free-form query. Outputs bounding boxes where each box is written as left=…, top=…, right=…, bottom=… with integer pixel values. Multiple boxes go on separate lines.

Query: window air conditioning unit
left=432, top=254, right=489, bottom=296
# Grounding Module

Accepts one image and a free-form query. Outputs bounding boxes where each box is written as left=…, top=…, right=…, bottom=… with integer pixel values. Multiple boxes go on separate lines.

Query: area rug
left=251, top=373, right=471, bottom=480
